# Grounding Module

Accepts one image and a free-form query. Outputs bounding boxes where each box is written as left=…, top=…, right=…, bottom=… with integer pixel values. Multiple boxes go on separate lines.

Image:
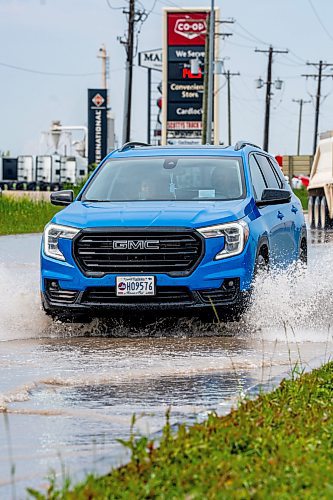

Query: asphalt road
left=0, top=231, right=332, bottom=497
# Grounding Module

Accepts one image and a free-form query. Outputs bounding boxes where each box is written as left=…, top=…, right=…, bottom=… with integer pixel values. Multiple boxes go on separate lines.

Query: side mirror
left=256, top=188, right=291, bottom=207
left=50, top=190, right=74, bottom=206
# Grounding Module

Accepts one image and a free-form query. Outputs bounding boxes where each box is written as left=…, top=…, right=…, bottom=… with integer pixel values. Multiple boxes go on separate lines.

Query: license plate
left=116, top=276, right=155, bottom=296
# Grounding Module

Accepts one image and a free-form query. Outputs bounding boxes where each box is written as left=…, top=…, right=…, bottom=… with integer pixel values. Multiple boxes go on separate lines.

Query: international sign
left=138, top=49, right=162, bottom=71
left=162, top=9, right=219, bottom=144
left=88, top=89, right=107, bottom=165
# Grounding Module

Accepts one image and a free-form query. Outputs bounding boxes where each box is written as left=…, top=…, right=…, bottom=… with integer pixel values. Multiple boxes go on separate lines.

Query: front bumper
left=42, top=277, right=248, bottom=316
left=41, top=230, right=256, bottom=315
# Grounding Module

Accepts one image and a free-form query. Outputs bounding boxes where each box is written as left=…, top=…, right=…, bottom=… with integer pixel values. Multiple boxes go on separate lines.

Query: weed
left=29, top=362, right=333, bottom=499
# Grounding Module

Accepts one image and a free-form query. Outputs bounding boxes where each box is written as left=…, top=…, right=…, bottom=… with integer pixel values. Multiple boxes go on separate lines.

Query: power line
left=0, top=60, right=102, bottom=77
left=105, top=0, right=124, bottom=10
left=302, top=60, right=333, bottom=154
left=120, top=0, right=149, bottom=143
left=292, top=99, right=311, bottom=154
left=222, top=70, right=240, bottom=145
left=255, top=46, right=289, bottom=151
left=307, top=0, right=333, bottom=43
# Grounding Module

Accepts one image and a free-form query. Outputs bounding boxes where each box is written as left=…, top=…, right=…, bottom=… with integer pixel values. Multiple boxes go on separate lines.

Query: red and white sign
left=167, top=121, right=202, bottom=130
left=92, top=93, right=105, bottom=107
left=168, top=13, right=208, bottom=46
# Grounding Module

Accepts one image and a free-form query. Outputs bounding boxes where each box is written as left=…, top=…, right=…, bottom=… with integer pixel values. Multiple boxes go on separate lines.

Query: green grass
left=0, top=196, right=61, bottom=235
left=293, top=187, right=308, bottom=210
left=28, top=362, right=333, bottom=499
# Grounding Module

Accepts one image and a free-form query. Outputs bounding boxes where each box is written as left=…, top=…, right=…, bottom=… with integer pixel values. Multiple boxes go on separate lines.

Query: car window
left=254, top=154, right=280, bottom=189
left=82, top=156, right=246, bottom=202
left=249, top=155, right=267, bottom=200
left=268, top=157, right=285, bottom=188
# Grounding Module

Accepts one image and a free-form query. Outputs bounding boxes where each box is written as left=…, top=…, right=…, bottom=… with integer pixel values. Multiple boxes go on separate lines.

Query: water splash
left=1, top=233, right=333, bottom=342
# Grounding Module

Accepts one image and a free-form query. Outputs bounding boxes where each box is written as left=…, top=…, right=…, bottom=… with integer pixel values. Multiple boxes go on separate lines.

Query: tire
left=314, top=196, right=321, bottom=229
left=254, top=248, right=269, bottom=276
left=214, top=297, right=250, bottom=323
left=41, top=297, right=91, bottom=323
left=308, top=196, right=314, bottom=228
left=320, top=196, right=329, bottom=230
left=299, top=238, right=308, bottom=265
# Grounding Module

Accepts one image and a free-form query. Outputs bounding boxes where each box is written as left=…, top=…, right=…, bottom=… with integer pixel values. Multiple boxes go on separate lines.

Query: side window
left=249, top=155, right=267, bottom=200
left=268, top=158, right=285, bottom=188
left=255, top=154, right=280, bottom=189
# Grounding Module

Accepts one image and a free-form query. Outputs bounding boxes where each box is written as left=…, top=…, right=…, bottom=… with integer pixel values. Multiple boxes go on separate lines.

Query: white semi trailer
left=308, top=131, right=333, bottom=229
left=0, top=155, right=88, bottom=190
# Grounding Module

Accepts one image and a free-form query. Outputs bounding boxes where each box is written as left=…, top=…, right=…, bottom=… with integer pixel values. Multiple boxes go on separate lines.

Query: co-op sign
left=162, top=8, right=219, bottom=144
left=174, top=18, right=207, bottom=40
left=88, top=89, right=107, bottom=165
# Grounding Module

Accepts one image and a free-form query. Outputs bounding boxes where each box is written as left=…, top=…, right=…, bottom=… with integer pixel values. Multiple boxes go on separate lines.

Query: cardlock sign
left=162, top=8, right=219, bottom=145
left=88, top=89, right=107, bottom=165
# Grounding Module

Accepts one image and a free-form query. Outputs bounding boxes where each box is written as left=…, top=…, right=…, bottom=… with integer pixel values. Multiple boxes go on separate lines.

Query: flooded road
left=0, top=232, right=333, bottom=497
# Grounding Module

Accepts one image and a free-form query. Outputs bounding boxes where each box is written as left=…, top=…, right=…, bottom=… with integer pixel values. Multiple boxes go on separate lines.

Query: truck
left=308, top=131, right=333, bottom=229
left=0, top=154, right=88, bottom=191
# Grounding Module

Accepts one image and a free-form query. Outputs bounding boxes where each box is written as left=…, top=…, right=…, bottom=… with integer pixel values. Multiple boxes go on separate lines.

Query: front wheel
left=299, top=238, right=308, bottom=265
left=41, top=298, right=92, bottom=323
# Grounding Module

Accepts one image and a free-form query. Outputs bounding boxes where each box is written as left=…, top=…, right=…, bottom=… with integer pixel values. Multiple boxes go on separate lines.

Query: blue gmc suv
left=41, top=141, right=307, bottom=322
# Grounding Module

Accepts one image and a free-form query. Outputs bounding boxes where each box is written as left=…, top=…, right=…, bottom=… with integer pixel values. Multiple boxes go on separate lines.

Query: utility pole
left=98, top=44, right=108, bottom=89
left=302, top=61, right=333, bottom=155
left=122, top=0, right=135, bottom=144
left=206, top=0, right=215, bottom=145
left=255, top=46, right=288, bottom=151
left=202, top=16, right=233, bottom=144
left=292, top=98, right=311, bottom=155
left=222, top=70, right=240, bottom=145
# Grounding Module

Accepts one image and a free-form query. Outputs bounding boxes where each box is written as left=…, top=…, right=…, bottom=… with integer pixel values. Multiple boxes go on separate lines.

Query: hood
left=53, top=199, right=254, bottom=229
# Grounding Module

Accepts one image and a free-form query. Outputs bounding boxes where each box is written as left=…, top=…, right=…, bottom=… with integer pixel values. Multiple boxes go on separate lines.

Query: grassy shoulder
left=29, top=362, right=333, bottom=499
left=293, top=187, right=308, bottom=210
left=0, top=196, right=61, bottom=235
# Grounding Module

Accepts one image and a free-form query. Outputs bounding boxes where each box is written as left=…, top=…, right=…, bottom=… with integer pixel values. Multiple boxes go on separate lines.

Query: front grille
left=81, top=286, right=193, bottom=305
left=198, top=278, right=240, bottom=304
left=73, top=229, right=203, bottom=276
left=45, top=280, right=79, bottom=304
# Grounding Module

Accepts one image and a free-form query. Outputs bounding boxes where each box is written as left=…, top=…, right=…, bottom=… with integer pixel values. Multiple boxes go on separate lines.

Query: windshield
left=82, top=156, right=246, bottom=202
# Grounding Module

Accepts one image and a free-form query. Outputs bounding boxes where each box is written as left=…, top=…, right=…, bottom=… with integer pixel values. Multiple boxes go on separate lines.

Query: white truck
left=0, top=154, right=88, bottom=190
left=308, top=131, right=333, bottom=229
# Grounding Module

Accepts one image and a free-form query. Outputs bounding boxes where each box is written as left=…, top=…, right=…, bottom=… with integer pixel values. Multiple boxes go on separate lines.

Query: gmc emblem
left=174, top=18, right=207, bottom=40
left=112, top=240, right=160, bottom=250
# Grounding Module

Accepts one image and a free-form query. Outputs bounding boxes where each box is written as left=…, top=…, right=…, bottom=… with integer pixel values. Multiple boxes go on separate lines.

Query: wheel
left=314, top=196, right=321, bottom=229
left=213, top=297, right=250, bottom=323
left=320, top=196, right=329, bottom=230
left=299, top=238, right=307, bottom=265
left=254, top=248, right=269, bottom=276
left=41, top=297, right=91, bottom=323
left=308, top=196, right=314, bottom=228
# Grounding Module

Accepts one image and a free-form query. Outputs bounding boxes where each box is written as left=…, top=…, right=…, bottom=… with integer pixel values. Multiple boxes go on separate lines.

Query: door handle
left=277, top=211, right=285, bottom=220
left=291, top=205, right=298, bottom=214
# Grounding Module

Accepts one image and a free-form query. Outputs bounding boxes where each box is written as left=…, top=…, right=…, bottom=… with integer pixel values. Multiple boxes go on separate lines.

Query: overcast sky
left=1, top=0, right=333, bottom=157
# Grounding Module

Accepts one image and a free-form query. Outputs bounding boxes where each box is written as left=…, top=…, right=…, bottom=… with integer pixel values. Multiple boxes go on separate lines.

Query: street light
left=275, top=78, right=283, bottom=90
left=256, top=77, right=264, bottom=89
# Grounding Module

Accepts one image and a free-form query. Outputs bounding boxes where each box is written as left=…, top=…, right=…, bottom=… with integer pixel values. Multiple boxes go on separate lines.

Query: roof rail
left=234, top=140, right=262, bottom=151
left=118, top=141, right=151, bottom=152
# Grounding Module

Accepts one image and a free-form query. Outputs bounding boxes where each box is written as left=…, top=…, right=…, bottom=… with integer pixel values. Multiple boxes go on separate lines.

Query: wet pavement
left=0, top=231, right=333, bottom=497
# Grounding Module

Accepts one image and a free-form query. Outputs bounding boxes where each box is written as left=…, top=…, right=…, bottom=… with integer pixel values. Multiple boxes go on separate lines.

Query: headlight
left=44, top=223, right=80, bottom=261
left=197, top=220, right=249, bottom=260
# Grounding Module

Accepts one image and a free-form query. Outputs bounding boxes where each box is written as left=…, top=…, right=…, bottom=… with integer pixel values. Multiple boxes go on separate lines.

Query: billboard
left=88, top=89, right=107, bottom=165
left=162, top=8, right=219, bottom=145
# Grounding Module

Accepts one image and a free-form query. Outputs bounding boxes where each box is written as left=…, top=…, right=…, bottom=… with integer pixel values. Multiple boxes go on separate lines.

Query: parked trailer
left=308, top=131, right=333, bottom=229
left=0, top=155, right=88, bottom=191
